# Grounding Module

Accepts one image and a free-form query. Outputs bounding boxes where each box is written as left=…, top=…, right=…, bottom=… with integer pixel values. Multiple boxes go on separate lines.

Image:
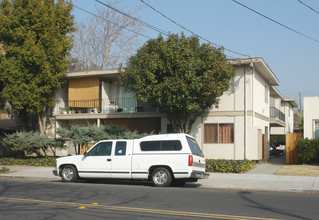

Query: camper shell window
left=140, top=140, right=182, bottom=151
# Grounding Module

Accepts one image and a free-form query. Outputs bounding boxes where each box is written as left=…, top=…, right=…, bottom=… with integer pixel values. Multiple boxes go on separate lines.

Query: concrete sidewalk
left=0, top=155, right=319, bottom=193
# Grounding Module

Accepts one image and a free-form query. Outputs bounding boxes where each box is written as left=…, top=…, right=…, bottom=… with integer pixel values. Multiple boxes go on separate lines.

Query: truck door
left=111, top=141, right=132, bottom=178
left=79, top=141, right=113, bottom=178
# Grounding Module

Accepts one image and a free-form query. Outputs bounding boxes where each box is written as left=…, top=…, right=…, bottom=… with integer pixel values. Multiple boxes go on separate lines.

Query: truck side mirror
left=84, top=152, right=88, bottom=157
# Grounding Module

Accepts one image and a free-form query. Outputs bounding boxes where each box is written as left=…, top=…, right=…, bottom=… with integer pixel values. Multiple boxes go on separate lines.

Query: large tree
left=0, top=0, right=74, bottom=133
left=120, top=34, right=234, bottom=133
left=0, top=43, right=5, bottom=56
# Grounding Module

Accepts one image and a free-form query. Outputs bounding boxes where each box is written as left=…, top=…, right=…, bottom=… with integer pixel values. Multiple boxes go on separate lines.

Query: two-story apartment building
left=53, top=57, right=297, bottom=160
left=189, top=58, right=297, bottom=161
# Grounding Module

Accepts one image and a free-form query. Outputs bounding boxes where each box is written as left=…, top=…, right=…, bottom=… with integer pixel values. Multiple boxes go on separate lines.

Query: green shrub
left=0, top=156, right=57, bottom=167
left=205, top=159, right=255, bottom=173
left=295, top=138, right=319, bottom=163
left=57, top=124, right=150, bottom=154
left=312, top=138, right=319, bottom=162
left=1, top=132, right=66, bottom=156
left=0, top=167, right=10, bottom=173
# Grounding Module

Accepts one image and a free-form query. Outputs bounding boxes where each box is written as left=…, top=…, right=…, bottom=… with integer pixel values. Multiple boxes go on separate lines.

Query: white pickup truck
left=53, top=133, right=209, bottom=187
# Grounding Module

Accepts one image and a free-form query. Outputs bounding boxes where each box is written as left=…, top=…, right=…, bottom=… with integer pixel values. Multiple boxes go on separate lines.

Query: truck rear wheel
left=151, top=167, right=172, bottom=187
left=61, top=165, right=78, bottom=182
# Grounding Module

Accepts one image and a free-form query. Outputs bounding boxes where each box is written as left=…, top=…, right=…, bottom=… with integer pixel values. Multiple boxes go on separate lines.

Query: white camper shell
left=53, top=133, right=209, bottom=187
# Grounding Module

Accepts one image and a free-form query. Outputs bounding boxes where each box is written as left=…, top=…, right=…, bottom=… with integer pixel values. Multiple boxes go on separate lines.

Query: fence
left=66, top=98, right=158, bottom=114
left=286, top=132, right=303, bottom=164
left=79, top=143, right=95, bottom=155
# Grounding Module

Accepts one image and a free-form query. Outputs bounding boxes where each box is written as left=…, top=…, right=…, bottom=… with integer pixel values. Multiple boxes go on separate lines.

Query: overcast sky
left=72, top=0, right=319, bottom=107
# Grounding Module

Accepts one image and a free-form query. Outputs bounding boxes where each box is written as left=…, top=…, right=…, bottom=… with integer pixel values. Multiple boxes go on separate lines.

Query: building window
left=204, top=123, right=234, bottom=143
left=314, top=120, right=319, bottom=139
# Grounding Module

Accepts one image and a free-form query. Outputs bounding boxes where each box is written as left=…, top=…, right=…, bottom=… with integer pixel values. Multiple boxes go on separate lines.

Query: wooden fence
left=79, top=143, right=95, bottom=155
left=286, top=132, right=303, bottom=165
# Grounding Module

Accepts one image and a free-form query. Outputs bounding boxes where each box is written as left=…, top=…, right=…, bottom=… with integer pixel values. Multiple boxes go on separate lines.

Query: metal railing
left=57, top=98, right=158, bottom=114
left=270, top=107, right=285, bottom=122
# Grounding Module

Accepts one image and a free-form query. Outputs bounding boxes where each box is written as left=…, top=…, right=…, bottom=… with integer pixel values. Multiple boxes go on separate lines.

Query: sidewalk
left=0, top=155, right=319, bottom=193
left=199, top=154, right=319, bottom=192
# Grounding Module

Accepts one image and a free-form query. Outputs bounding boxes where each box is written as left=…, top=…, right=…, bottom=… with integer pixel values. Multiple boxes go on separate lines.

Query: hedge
left=0, top=156, right=57, bottom=167
left=206, top=159, right=255, bottom=173
left=295, top=138, right=319, bottom=164
left=0, top=156, right=256, bottom=172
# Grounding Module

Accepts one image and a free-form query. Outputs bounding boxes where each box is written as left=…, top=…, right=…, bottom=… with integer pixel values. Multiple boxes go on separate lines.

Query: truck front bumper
left=52, top=169, right=58, bottom=176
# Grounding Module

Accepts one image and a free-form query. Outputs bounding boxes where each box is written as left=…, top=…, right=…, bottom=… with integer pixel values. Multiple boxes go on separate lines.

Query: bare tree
left=71, top=1, right=144, bottom=70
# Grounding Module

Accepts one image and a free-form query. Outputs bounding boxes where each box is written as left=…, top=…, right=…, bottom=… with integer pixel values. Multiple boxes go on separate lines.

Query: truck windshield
left=186, top=136, right=204, bottom=157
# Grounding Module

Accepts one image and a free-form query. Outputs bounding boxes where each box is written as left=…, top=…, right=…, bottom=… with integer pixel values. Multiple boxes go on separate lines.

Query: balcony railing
left=270, top=107, right=285, bottom=122
left=58, top=98, right=158, bottom=114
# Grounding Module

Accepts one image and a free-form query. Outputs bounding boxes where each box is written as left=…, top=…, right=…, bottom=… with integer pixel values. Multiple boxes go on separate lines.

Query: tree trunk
left=38, top=114, right=44, bottom=135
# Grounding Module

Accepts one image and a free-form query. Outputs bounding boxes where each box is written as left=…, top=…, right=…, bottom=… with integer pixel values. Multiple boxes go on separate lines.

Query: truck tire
left=61, top=165, right=78, bottom=182
left=151, top=167, right=172, bottom=187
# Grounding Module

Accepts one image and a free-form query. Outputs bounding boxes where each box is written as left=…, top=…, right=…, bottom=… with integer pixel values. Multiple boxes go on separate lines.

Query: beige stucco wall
left=284, top=103, right=295, bottom=133
left=253, top=69, right=270, bottom=118
left=304, top=96, right=319, bottom=139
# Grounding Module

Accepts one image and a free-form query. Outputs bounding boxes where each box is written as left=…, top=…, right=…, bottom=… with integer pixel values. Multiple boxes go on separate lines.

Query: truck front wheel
left=151, top=167, right=172, bottom=187
left=61, top=165, right=78, bottom=182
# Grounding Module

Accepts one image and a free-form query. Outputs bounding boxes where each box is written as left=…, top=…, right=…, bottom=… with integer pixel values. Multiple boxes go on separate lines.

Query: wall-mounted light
left=247, top=62, right=253, bottom=71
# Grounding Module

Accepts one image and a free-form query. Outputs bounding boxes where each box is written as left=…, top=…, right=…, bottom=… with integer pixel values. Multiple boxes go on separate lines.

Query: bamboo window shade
left=68, top=77, right=99, bottom=108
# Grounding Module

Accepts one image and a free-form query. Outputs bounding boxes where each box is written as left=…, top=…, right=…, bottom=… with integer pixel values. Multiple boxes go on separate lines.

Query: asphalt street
left=0, top=178, right=318, bottom=220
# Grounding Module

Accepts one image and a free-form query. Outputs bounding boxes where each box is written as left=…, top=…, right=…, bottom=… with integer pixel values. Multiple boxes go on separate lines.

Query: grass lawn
left=275, top=164, right=319, bottom=177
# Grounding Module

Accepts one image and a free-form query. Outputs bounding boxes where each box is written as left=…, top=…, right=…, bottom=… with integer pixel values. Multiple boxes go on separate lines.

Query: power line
left=94, top=0, right=169, bottom=36
left=232, top=0, right=319, bottom=44
left=139, top=0, right=250, bottom=58
left=297, top=0, right=319, bottom=15
left=64, top=1, right=152, bottom=39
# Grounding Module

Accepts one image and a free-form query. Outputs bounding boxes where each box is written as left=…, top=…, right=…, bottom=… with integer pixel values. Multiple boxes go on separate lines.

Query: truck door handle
left=107, top=159, right=111, bottom=162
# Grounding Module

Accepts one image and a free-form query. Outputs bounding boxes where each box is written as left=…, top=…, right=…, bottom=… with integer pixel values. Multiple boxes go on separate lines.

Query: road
left=0, top=178, right=318, bottom=220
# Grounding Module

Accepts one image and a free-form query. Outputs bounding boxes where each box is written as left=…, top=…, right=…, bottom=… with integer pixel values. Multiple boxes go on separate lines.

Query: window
left=115, top=141, right=127, bottom=156
left=88, top=142, right=112, bottom=156
left=186, top=136, right=204, bottom=157
left=204, top=124, right=234, bottom=143
left=314, top=120, right=319, bottom=139
left=140, top=140, right=182, bottom=151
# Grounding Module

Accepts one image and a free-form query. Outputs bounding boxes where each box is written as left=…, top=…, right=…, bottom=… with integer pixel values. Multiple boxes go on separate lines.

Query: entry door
left=79, top=141, right=113, bottom=178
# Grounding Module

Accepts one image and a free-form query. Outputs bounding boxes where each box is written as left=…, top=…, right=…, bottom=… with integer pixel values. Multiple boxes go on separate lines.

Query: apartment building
left=53, top=57, right=297, bottom=160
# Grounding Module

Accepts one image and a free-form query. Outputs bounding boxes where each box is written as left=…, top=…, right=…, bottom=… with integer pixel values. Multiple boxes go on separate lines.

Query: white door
left=78, top=141, right=113, bottom=178
left=111, top=141, right=132, bottom=179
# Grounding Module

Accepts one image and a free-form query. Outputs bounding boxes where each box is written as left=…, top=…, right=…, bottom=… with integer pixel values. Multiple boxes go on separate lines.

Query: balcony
left=270, top=107, right=285, bottom=127
left=57, top=98, right=158, bottom=115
